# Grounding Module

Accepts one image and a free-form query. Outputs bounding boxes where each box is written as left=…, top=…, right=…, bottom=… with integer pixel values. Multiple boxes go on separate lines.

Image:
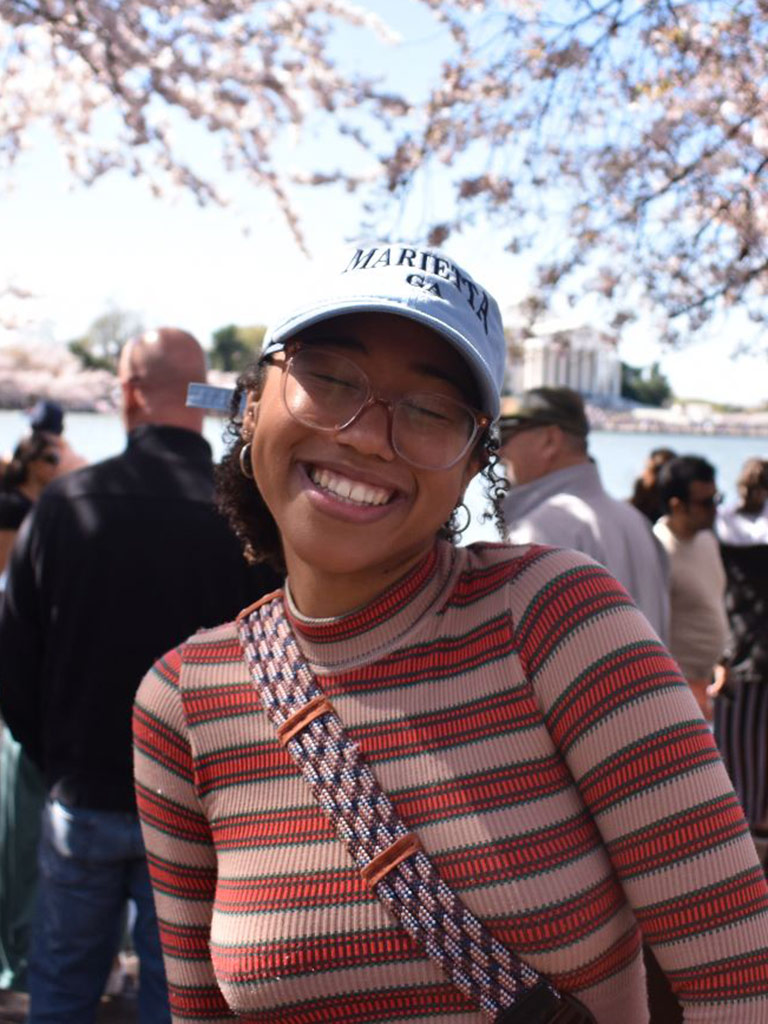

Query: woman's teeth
left=310, top=467, right=392, bottom=506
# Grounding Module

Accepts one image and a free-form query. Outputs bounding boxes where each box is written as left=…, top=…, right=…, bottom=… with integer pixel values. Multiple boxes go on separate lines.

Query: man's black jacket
left=0, top=425, right=279, bottom=812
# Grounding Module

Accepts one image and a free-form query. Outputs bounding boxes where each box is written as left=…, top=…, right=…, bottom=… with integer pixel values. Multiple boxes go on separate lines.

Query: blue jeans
left=28, top=798, right=170, bottom=1024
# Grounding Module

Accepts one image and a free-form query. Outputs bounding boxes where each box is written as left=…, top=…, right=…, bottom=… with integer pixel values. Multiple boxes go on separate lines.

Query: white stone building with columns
left=505, top=326, right=621, bottom=400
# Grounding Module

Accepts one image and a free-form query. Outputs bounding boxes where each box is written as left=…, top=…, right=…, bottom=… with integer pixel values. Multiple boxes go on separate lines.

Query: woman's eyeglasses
left=267, top=344, right=489, bottom=471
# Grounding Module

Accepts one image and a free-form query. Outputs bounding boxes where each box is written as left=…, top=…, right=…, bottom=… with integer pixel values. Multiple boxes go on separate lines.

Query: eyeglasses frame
left=262, top=341, right=491, bottom=471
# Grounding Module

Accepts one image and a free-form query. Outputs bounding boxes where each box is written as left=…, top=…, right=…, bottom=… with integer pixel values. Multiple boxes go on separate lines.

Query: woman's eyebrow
left=302, top=333, right=364, bottom=353
left=409, top=360, right=465, bottom=392
left=305, top=333, right=467, bottom=393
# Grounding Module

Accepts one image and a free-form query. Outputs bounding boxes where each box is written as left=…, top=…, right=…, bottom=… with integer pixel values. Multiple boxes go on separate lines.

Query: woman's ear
left=241, top=392, right=260, bottom=439
left=460, top=451, right=483, bottom=493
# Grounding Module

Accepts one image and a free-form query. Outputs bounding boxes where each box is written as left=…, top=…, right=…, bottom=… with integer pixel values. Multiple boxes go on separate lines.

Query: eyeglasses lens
left=393, top=394, right=475, bottom=469
left=283, top=348, right=365, bottom=428
left=283, top=348, right=477, bottom=470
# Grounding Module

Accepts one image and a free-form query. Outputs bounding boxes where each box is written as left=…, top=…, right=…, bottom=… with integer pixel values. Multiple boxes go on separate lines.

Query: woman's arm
left=513, top=546, right=768, bottom=1021
left=133, top=647, right=236, bottom=1024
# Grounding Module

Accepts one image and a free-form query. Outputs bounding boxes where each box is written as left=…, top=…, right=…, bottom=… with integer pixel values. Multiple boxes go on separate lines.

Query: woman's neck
left=286, top=544, right=436, bottom=619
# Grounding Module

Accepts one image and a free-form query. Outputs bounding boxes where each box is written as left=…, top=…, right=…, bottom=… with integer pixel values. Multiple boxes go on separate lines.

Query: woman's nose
left=334, top=398, right=395, bottom=460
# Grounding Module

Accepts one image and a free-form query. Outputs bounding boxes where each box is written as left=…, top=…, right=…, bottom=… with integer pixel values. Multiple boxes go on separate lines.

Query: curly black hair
left=1, top=432, right=58, bottom=492
left=215, top=361, right=509, bottom=574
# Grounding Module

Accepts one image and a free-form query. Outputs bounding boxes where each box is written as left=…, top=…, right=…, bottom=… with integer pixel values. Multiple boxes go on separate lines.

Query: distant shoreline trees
left=68, top=308, right=144, bottom=374
left=209, top=325, right=266, bottom=374
left=620, top=362, right=673, bottom=408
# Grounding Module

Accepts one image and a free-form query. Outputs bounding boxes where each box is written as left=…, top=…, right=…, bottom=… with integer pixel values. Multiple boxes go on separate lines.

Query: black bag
left=644, top=945, right=682, bottom=1023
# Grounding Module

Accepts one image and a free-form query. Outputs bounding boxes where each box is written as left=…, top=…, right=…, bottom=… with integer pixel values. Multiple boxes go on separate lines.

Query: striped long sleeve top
left=133, top=540, right=768, bottom=1023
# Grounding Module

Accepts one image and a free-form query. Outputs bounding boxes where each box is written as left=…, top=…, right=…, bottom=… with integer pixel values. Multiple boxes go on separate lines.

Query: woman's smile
left=307, top=465, right=394, bottom=508
left=296, top=456, right=405, bottom=527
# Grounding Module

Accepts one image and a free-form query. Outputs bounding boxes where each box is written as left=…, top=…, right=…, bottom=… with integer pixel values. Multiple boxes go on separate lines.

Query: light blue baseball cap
left=260, top=243, right=507, bottom=420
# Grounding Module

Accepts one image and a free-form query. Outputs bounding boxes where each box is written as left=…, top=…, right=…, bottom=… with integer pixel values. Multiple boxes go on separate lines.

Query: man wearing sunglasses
left=654, top=455, right=728, bottom=721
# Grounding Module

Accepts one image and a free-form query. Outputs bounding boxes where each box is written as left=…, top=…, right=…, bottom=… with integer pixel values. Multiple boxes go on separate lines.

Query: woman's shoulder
left=447, top=542, right=641, bottom=685
left=453, top=540, right=614, bottom=619
left=172, top=618, right=245, bottom=680
left=183, top=617, right=242, bottom=650
left=135, top=618, right=247, bottom=720
left=139, top=620, right=241, bottom=690
left=460, top=539, right=606, bottom=587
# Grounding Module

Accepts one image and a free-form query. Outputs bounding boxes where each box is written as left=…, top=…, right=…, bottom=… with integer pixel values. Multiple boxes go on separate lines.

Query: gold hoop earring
left=239, top=443, right=254, bottom=479
left=451, top=501, right=471, bottom=537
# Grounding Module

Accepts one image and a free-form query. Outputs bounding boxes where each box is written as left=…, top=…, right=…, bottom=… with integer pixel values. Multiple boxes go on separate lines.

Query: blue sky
left=0, top=1, right=766, bottom=407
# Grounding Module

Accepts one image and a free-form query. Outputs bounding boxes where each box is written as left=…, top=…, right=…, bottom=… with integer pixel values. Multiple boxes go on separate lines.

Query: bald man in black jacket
left=0, top=328, right=278, bottom=1023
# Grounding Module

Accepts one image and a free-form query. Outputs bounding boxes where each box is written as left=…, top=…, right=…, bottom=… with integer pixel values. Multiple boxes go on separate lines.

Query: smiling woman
left=236, top=315, right=493, bottom=616
left=133, top=243, right=768, bottom=1024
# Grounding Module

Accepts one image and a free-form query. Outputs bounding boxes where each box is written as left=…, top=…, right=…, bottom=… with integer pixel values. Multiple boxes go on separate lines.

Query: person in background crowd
left=0, top=432, right=60, bottom=991
left=629, top=447, right=677, bottom=524
left=653, top=456, right=729, bottom=721
left=717, top=456, right=768, bottom=545
left=499, top=387, right=669, bottom=642
left=134, top=244, right=768, bottom=1024
left=27, top=399, right=64, bottom=437
left=0, top=434, right=60, bottom=577
left=26, top=399, right=87, bottom=477
left=712, top=456, right=768, bottom=869
left=0, top=327, right=279, bottom=1023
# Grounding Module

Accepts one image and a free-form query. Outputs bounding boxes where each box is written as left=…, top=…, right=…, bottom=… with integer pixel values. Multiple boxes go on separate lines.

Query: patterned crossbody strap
left=237, top=593, right=595, bottom=1024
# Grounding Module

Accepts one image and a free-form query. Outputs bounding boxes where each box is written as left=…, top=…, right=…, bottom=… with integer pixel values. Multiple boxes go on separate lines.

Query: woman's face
left=28, top=443, right=60, bottom=489
left=244, top=313, right=483, bottom=616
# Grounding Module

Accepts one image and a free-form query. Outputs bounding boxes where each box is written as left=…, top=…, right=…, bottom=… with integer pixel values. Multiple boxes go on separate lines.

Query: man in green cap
left=499, top=386, right=669, bottom=642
